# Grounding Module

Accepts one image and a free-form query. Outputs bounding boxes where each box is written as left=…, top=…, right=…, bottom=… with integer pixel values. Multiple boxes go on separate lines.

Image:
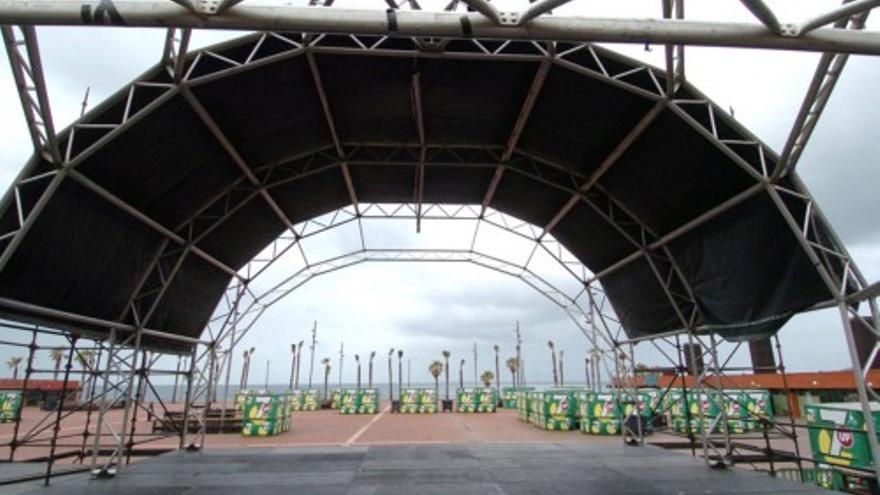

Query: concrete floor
left=9, top=442, right=836, bottom=495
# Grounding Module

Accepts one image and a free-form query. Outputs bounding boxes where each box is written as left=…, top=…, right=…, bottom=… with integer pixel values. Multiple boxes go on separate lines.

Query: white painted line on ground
left=343, top=405, right=390, bottom=446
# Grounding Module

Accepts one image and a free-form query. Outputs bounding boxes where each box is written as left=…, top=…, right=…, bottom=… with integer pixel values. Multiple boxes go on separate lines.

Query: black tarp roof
left=0, top=33, right=842, bottom=348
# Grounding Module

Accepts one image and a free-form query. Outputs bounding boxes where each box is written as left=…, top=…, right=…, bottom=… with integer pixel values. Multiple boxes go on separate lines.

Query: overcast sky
left=0, top=0, right=878, bottom=389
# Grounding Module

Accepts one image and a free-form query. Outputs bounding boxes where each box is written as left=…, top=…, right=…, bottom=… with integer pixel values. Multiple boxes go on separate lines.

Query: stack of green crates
left=516, top=390, right=533, bottom=422
left=502, top=387, right=534, bottom=409
left=0, top=391, right=21, bottom=422
left=241, top=392, right=291, bottom=437
left=456, top=388, right=497, bottom=413
left=340, top=389, right=379, bottom=414
left=806, top=402, right=880, bottom=470
left=289, top=389, right=322, bottom=411
left=531, top=389, right=577, bottom=430
left=667, top=389, right=772, bottom=434
left=330, top=389, right=345, bottom=409
left=579, top=392, right=622, bottom=435
left=725, top=390, right=771, bottom=433
left=302, top=389, right=322, bottom=411
left=400, top=388, right=438, bottom=414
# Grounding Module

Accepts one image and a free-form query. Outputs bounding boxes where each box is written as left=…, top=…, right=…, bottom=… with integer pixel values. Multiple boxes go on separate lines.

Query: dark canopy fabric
left=0, top=33, right=838, bottom=347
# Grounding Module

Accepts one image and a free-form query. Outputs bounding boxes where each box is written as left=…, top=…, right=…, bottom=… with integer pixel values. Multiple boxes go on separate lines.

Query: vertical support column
left=179, top=344, right=197, bottom=450
left=838, top=302, right=880, bottom=483
left=90, top=329, right=116, bottom=476
left=9, top=326, right=37, bottom=461
left=707, top=334, right=732, bottom=465
left=199, top=343, right=218, bottom=451
left=125, top=350, right=148, bottom=465
left=79, top=340, right=104, bottom=462
left=45, top=335, right=77, bottom=486
left=685, top=332, right=712, bottom=465
left=675, top=334, right=696, bottom=457
left=112, top=328, right=143, bottom=472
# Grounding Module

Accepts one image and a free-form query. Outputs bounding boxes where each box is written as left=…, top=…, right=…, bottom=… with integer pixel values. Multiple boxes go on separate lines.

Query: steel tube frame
left=1, top=2, right=880, bottom=55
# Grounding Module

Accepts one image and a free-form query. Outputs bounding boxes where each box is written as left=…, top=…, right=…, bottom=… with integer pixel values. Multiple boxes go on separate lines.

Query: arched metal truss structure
left=0, top=0, right=878, bottom=488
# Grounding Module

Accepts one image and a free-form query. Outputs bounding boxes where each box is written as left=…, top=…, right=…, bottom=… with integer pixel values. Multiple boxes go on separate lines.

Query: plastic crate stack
left=340, top=389, right=379, bottom=414
left=456, top=388, right=497, bottom=413
left=666, top=389, right=772, bottom=434
left=579, top=392, right=622, bottom=435
left=0, top=391, right=21, bottom=423
left=241, top=392, right=292, bottom=437
left=531, top=389, right=578, bottom=430
left=502, top=387, right=534, bottom=409
left=400, top=388, right=438, bottom=414
left=806, top=402, right=880, bottom=471
left=289, top=389, right=322, bottom=412
left=516, top=390, right=533, bottom=422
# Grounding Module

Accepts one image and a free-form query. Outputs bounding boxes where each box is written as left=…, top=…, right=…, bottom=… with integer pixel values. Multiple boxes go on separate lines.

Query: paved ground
left=7, top=442, right=834, bottom=495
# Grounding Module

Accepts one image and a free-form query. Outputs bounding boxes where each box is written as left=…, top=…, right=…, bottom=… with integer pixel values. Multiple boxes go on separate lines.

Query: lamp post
left=308, top=322, right=317, bottom=389
left=287, top=344, right=296, bottom=392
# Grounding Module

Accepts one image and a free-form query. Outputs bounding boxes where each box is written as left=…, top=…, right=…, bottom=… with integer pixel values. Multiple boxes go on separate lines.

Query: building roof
left=0, top=33, right=845, bottom=348
left=631, top=370, right=880, bottom=391
left=0, top=379, right=81, bottom=392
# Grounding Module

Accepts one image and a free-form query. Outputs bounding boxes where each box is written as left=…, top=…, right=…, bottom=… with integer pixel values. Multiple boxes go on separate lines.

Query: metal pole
left=837, top=302, right=880, bottom=482
left=308, top=321, right=316, bottom=389
left=172, top=355, right=181, bottom=403
left=179, top=345, right=197, bottom=450
left=114, top=328, right=143, bottom=472
left=90, top=329, right=116, bottom=474
left=125, top=350, right=148, bottom=465
left=1, top=3, right=880, bottom=55
left=219, top=322, right=235, bottom=430
left=45, top=335, right=76, bottom=486
left=473, top=342, right=477, bottom=386
left=294, top=340, right=303, bottom=390
left=289, top=343, right=296, bottom=391
left=338, top=342, right=343, bottom=388
left=264, top=359, right=270, bottom=390
left=8, top=326, right=37, bottom=461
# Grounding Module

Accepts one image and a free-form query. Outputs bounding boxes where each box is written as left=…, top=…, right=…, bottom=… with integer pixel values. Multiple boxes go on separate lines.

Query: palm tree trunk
left=444, top=359, right=449, bottom=400
left=494, top=351, right=500, bottom=391
left=357, top=363, right=361, bottom=389
left=510, top=369, right=516, bottom=388
left=551, top=352, right=558, bottom=387
left=368, top=360, right=373, bottom=388
left=397, top=356, right=402, bottom=398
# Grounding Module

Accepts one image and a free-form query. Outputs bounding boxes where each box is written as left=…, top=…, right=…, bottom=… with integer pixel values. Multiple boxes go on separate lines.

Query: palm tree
left=493, top=345, right=501, bottom=392
left=480, top=370, right=494, bottom=388
left=321, top=357, right=332, bottom=397
left=559, top=349, right=565, bottom=386
left=441, top=350, right=451, bottom=400
left=548, top=341, right=558, bottom=387
left=355, top=354, right=361, bottom=389
left=368, top=351, right=376, bottom=388
left=428, top=361, right=443, bottom=398
left=397, top=350, right=403, bottom=398
left=458, top=358, right=466, bottom=389
left=506, top=357, right=518, bottom=388
left=49, top=348, right=65, bottom=380
left=6, top=357, right=22, bottom=380
left=76, top=349, right=95, bottom=392
left=387, top=348, right=394, bottom=402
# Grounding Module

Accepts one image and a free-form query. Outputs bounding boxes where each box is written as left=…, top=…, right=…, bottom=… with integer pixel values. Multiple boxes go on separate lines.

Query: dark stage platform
left=13, top=443, right=835, bottom=494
